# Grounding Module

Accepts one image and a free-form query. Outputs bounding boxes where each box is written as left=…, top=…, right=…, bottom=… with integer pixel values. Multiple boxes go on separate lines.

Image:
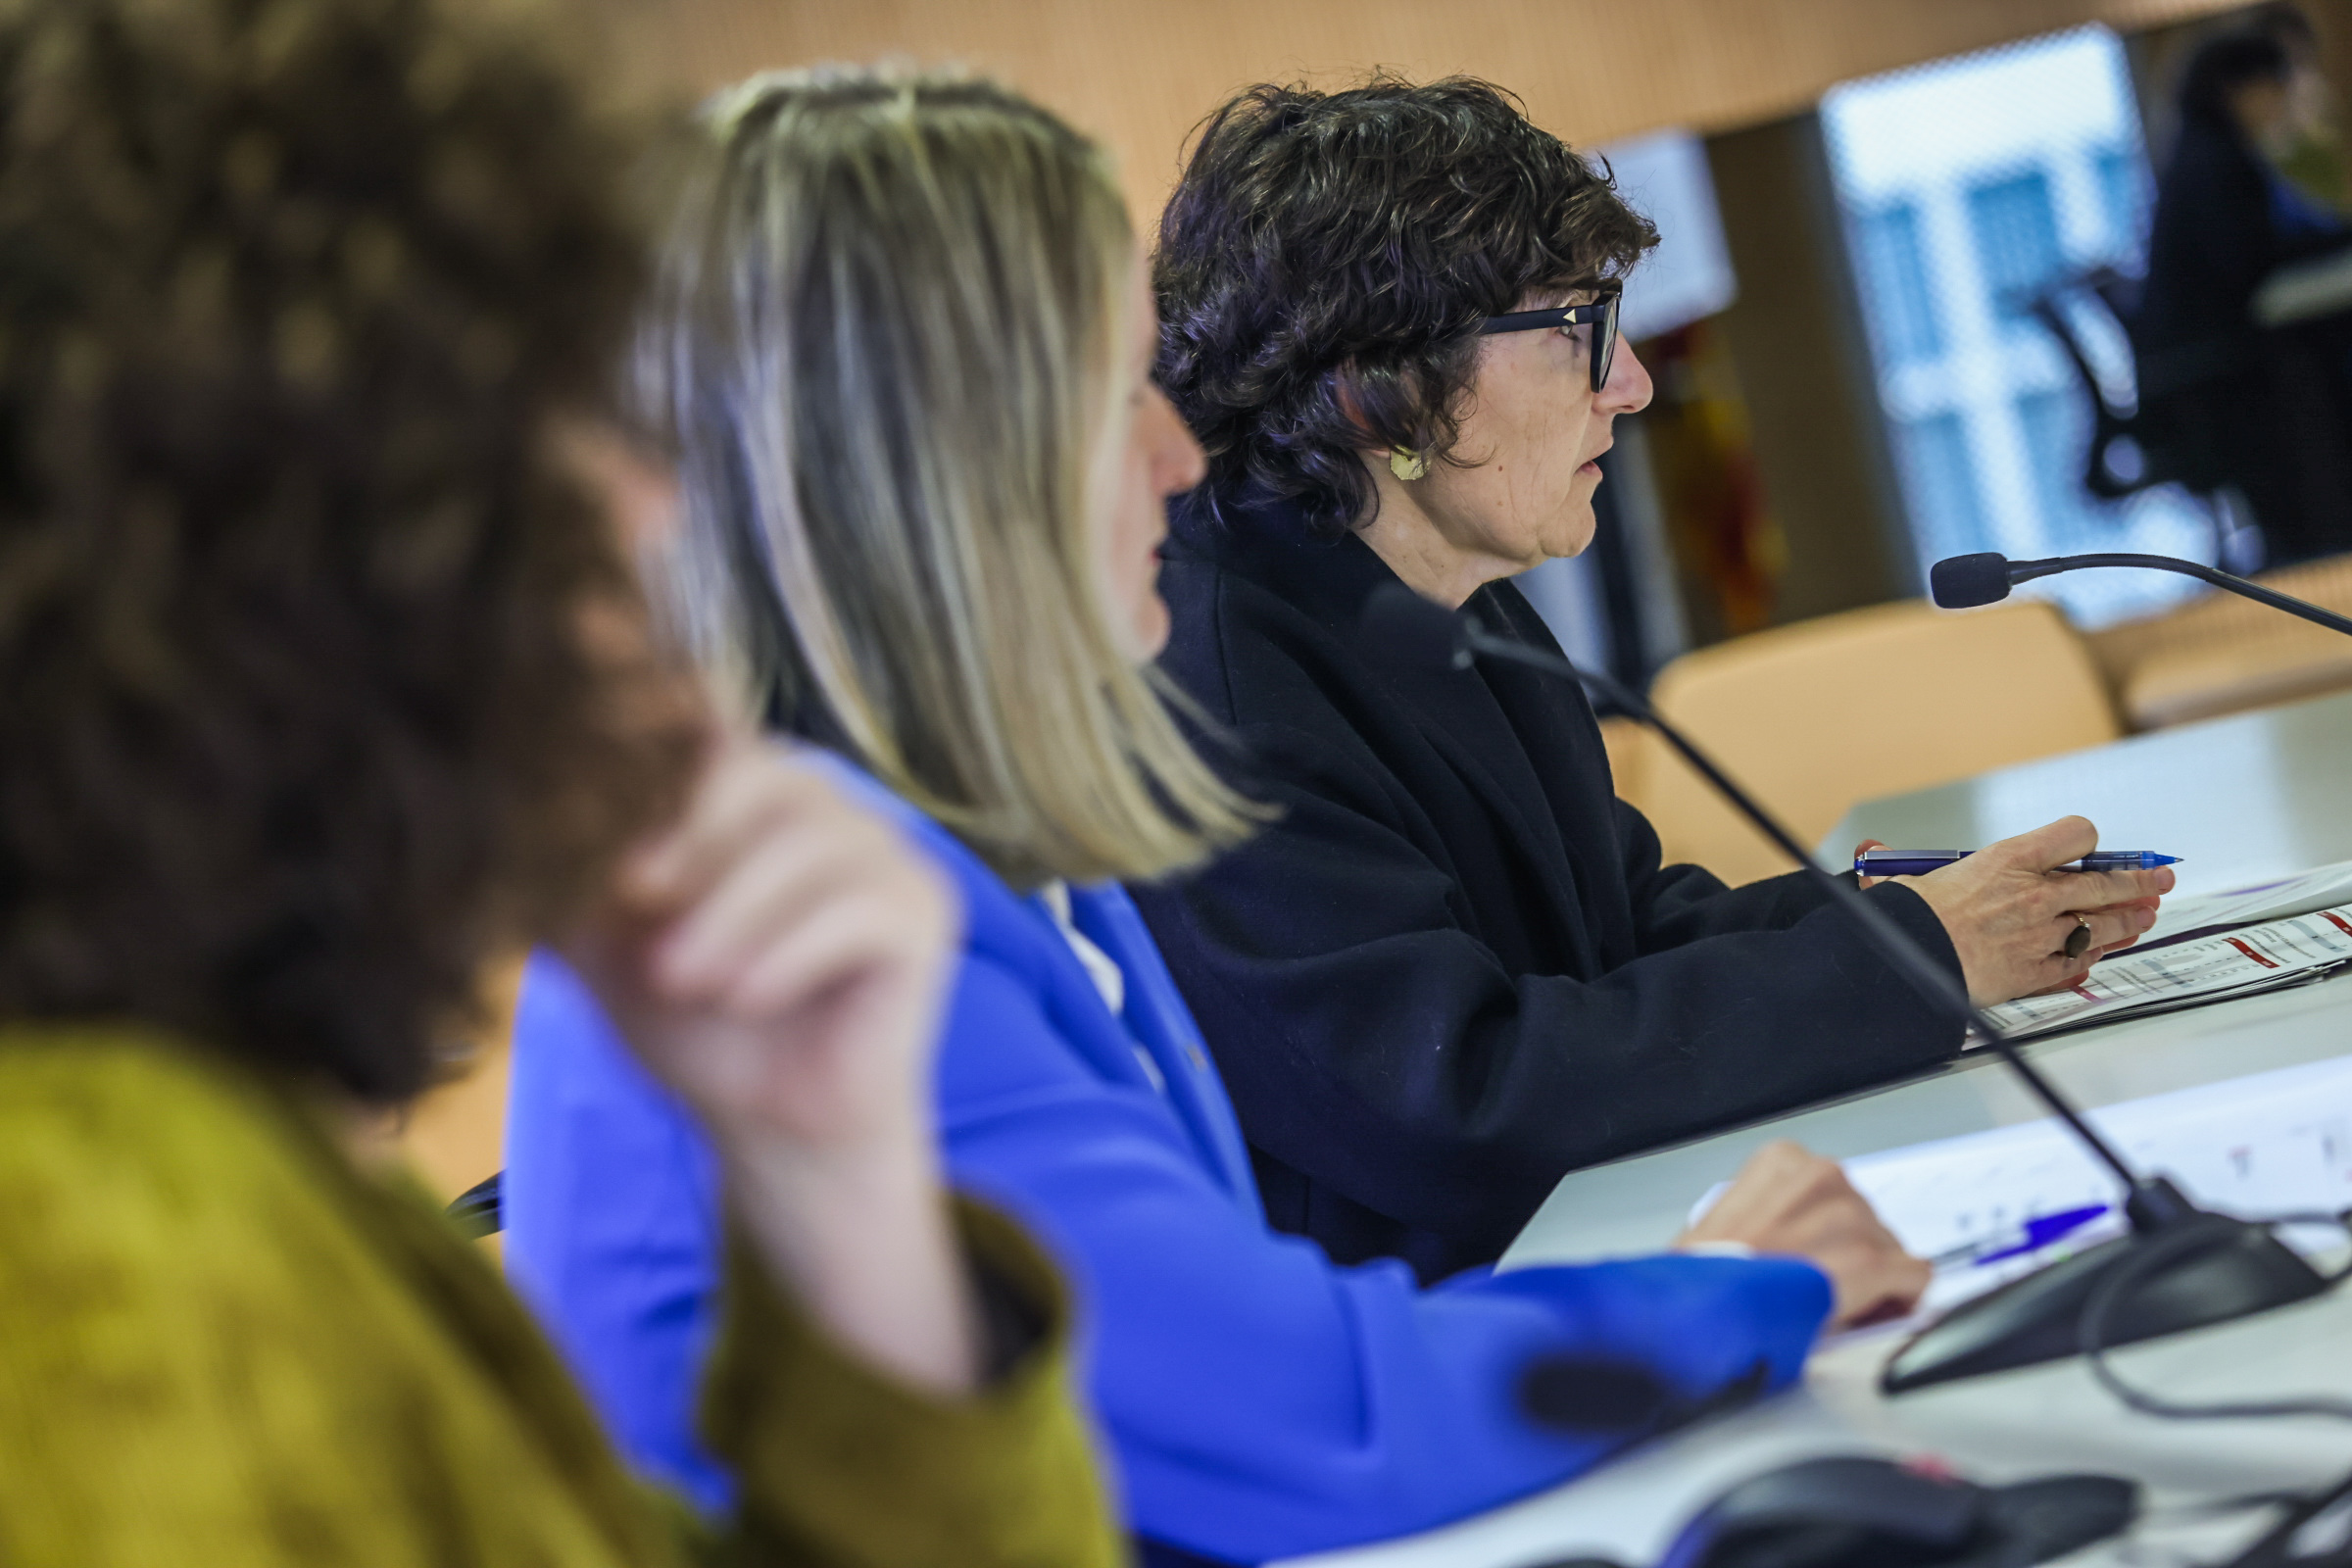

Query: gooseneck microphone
left=1931, top=551, right=2352, bottom=638
left=1360, top=581, right=2329, bottom=1396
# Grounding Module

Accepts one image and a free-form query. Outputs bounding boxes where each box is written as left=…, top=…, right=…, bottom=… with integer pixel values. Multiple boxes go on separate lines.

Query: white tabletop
left=1502, top=967, right=2352, bottom=1270
left=1278, top=689, right=2352, bottom=1568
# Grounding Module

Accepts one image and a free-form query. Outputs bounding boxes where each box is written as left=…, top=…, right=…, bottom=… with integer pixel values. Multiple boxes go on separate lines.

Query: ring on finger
left=2062, top=912, right=2092, bottom=961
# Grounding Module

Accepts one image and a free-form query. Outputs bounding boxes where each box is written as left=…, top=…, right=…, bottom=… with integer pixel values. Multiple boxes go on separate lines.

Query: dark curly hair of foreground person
left=0, top=0, right=700, bottom=1102
left=1153, top=75, right=1657, bottom=536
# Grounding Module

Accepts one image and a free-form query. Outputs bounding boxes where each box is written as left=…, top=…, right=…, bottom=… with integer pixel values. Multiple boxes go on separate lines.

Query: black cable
left=2077, top=1207, right=2352, bottom=1423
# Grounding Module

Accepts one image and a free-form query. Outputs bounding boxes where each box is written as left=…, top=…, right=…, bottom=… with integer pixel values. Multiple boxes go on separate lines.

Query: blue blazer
left=502, top=760, right=1832, bottom=1564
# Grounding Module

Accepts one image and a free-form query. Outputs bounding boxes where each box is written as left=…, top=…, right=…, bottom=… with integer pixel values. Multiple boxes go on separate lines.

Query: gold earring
left=1389, top=447, right=1428, bottom=482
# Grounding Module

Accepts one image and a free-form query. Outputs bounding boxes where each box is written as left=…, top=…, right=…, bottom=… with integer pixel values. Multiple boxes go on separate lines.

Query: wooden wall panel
left=593, top=0, right=2255, bottom=216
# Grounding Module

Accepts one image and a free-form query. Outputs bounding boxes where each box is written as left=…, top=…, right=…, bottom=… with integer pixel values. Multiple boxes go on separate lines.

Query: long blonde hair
left=643, top=68, right=1257, bottom=888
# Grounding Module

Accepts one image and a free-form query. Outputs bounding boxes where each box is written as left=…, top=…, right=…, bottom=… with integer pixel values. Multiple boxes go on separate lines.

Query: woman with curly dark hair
left=1138, top=76, right=2173, bottom=1283
left=0, top=0, right=1117, bottom=1562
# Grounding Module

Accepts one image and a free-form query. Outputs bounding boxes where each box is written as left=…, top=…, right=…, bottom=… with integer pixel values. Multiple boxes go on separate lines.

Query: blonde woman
left=505, top=70, right=1929, bottom=1566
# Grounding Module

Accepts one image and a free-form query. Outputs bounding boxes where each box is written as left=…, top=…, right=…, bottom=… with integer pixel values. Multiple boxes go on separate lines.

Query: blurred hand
left=1888, top=817, right=2171, bottom=1004
left=571, top=736, right=975, bottom=1393
left=578, top=737, right=959, bottom=1152
left=1677, top=1141, right=1930, bottom=1330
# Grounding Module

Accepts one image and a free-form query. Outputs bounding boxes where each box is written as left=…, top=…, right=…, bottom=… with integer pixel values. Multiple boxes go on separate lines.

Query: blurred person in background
left=2248, top=3, right=2349, bottom=216
left=2139, top=22, right=2352, bottom=564
left=1141, top=77, right=2173, bottom=1286
left=0, top=1, right=1119, bottom=1562
left=503, top=67, right=1936, bottom=1568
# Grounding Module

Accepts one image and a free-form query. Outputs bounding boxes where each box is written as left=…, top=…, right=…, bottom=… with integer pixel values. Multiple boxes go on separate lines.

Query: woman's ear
left=1333, top=364, right=1411, bottom=464
left=1331, top=366, right=1372, bottom=441
left=1332, top=358, right=1442, bottom=461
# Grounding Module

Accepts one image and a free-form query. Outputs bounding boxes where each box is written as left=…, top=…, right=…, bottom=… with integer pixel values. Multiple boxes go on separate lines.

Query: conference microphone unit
left=1358, top=582, right=2330, bottom=1400
left=1931, top=550, right=2352, bottom=637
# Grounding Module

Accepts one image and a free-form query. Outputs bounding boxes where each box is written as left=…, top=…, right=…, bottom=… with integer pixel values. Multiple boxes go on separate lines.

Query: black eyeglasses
left=1477, top=290, right=1621, bottom=392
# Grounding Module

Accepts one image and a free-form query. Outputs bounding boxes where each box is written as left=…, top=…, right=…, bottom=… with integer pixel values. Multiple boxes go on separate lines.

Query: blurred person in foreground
left=0, top=1, right=1118, bottom=1562
left=503, top=67, right=1934, bottom=1568
left=1138, top=77, right=2173, bottom=1285
left=2140, top=24, right=2352, bottom=564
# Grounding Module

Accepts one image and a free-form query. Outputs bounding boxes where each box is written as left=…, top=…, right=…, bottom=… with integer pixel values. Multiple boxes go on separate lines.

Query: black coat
left=1132, top=496, right=1967, bottom=1284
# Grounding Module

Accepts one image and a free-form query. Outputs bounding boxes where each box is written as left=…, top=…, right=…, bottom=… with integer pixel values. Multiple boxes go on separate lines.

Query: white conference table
left=1279, top=689, right=2352, bottom=1568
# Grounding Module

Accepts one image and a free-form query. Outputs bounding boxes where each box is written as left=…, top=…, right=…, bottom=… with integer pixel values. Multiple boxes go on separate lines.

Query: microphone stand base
left=1882, top=1213, right=2329, bottom=1394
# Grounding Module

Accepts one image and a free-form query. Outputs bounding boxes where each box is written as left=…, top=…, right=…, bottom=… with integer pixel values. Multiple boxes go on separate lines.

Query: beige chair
left=1616, top=598, right=2121, bottom=887
left=2082, top=552, right=2352, bottom=730
left=1598, top=713, right=1650, bottom=806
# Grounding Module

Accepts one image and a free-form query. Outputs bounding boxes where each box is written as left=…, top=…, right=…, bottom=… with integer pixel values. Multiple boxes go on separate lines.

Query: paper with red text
left=2140, top=859, right=2352, bottom=950
left=1971, top=905, right=2352, bottom=1043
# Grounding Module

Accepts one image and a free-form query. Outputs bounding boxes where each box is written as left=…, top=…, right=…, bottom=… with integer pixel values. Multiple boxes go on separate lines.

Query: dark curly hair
left=1154, top=75, right=1657, bottom=535
left=0, top=0, right=699, bottom=1102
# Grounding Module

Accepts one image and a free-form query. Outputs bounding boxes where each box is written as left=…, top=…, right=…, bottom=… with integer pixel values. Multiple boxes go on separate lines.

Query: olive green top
left=0, top=1024, right=1121, bottom=1568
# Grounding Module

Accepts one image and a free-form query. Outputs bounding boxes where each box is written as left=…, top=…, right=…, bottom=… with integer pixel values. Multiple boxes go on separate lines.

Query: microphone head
left=1930, top=553, right=2016, bottom=610
left=1360, top=582, right=1472, bottom=672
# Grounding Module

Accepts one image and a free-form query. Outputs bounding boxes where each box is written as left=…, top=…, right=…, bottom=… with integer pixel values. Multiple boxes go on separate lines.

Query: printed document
left=1974, top=904, right=2352, bottom=1042
left=1830, top=1054, right=2352, bottom=1314
left=2141, top=858, right=2352, bottom=948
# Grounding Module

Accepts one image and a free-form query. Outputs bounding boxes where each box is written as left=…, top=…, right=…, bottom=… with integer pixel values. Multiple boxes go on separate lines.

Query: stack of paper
left=1829, top=1054, right=2352, bottom=1312
left=1684, top=1053, right=2352, bottom=1295
left=2141, top=858, right=2352, bottom=948
left=1976, top=904, right=2352, bottom=1042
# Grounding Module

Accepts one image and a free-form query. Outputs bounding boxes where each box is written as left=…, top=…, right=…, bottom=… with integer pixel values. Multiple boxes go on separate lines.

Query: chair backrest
left=1618, top=598, right=2121, bottom=887
left=2082, top=550, right=2352, bottom=728
left=2028, top=270, right=2163, bottom=501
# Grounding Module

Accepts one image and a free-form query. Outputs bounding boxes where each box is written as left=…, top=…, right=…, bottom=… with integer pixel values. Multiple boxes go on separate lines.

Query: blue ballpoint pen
left=1854, top=850, right=2181, bottom=877
left=1930, top=1204, right=2113, bottom=1268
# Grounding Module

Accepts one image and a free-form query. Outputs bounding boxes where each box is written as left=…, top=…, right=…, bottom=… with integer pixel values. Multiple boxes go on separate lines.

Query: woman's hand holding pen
left=1855, top=816, right=2172, bottom=1005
